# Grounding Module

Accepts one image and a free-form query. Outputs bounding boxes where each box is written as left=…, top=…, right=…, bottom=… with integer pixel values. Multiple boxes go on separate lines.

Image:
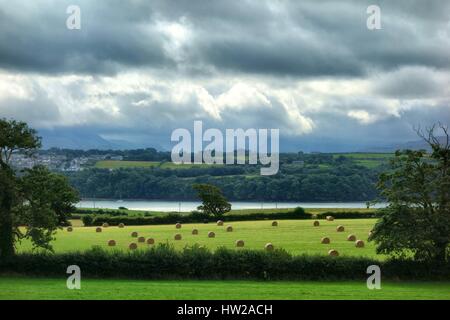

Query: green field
left=17, top=219, right=380, bottom=259
left=95, top=160, right=224, bottom=169
left=332, top=153, right=394, bottom=159
left=332, top=153, right=394, bottom=168
left=0, top=277, right=448, bottom=300
left=95, top=160, right=161, bottom=169
left=94, top=153, right=395, bottom=169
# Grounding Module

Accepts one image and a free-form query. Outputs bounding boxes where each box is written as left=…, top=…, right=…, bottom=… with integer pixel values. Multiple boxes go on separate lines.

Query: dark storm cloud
left=372, top=67, right=449, bottom=99
left=1, top=0, right=449, bottom=76
left=0, top=0, right=172, bottom=74
left=0, top=0, right=449, bottom=151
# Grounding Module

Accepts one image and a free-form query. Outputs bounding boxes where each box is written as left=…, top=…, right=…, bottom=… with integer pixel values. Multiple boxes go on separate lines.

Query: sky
left=0, top=0, right=449, bottom=151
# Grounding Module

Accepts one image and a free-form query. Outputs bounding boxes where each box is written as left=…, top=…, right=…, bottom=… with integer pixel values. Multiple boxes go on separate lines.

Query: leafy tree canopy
left=0, top=119, right=79, bottom=258
left=370, top=124, right=450, bottom=262
left=193, top=183, right=231, bottom=218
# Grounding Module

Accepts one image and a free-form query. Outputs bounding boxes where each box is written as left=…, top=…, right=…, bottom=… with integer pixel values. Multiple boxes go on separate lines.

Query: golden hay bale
left=236, top=240, right=245, bottom=247
left=313, top=220, right=320, bottom=227
left=326, top=216, right=334, bottom=221
left=147, top=238, right=155, bottom=245
left=67, top=227, right=73, bottom=232
left=328, top=249, right=339, bottom=257
left=138, top=236, right=146, bottom=243
left=355, top=240, right=365, bottom=248
left=217, top=220, right=224, bottom=226
left=102, top=223, right=109, bottom=228
left=96, top=227, right=102, bottom=233
left=336, top=225, right=345, bottom=232
left=208, top=231, right=216, bottom=238
left=226, top=225, right=233, bottom=232
left=192, top=229, right=199, bottom=235
left=174, top=233, right=182, bottom=240
left=321, top=237, right=330, bottom=244
left=272, top=221, right=278, bottom=227
left=129, top=243, right=138, bottom=250
left=175, top=223, right=182, bottom=229
left=131, top=231, right=138, bottom=238
left=347, top=234, right=356, bottom=241
left=265, top=243, right=274, bottom=251
left=108, top=240, right=116, bottom=247
left=368, top=230, right=373, bottom=237
left=118, top=223, right=125, bottom=228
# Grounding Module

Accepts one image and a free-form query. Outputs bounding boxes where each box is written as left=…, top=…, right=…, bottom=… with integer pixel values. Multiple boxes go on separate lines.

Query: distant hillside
left=360, top=136, right=447, bottom=153
left=39, top=129, right=116, bottom=150
left=38, top=128, right=151, bottom=150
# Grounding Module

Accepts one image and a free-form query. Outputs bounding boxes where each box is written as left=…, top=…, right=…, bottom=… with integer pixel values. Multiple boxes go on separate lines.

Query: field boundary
left=2, top=245, right=448, bottom=281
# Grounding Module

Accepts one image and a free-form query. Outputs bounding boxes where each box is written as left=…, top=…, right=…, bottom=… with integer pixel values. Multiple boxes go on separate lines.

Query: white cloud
left=347, top=110, right=378, bottom=124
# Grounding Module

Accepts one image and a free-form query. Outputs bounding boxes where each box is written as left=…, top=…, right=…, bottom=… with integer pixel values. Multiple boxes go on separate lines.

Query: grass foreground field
left=0, top=277, right=448, bottom=300
left=18, top=219, right=380, bottom=258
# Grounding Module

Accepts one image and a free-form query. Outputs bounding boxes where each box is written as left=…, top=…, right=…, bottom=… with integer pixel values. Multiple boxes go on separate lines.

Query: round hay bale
left=67, top=227, right=73, bottom=232
left=129, top=243, right=138, bottom=250
left=265, top=243, right=274, bottom=251
left=321, top=237, right=330, bottom=244
left=131, top=231, right=138, bottom=238
left=328, top=249, right=339, bottom=257
left=226, top=225, right=233, bottom=232
left=272, top=221, right=278, bottom=227
left=368, top=230, right=373, bottom=237
left=355, top=240, right=365, bottom=248
left=102, top=223, right=109, bottom=228
left=174, top=233, right=182, bottom=240
left=336, top=225, right=345, bottom=232
left=217, top=220, right=224, bottom=226
left=313, top=220, right=320, bottom=227
left=147, top=238, right=155, bottom=245
left=236, top=240, right=245, bottom=247
left=347, top=234, right=356, bottom=241
left=175, top=223, right=182, bottom=229
left=192, top=229, right=199, bottom=235
left=208, top=231, right=215, bottom=238
left=108, top=240, right=116, bottom=247
left=118, top=223, right=125, bottom=228
left=96, top=227, right=102, bottom=233
left=138, top=236, right=146, bottom=243
left=326, top=216, right=334, bottom=221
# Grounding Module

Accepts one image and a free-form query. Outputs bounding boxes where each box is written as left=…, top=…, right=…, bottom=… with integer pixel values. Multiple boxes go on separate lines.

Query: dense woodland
left=65, top=152, right=382, bottom=201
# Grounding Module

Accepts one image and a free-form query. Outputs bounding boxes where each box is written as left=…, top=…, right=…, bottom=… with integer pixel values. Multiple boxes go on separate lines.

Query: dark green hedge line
left=1, top=245, right=448, bottom=280
left=81, top=208, right=310, bottom=226
left=80, top=209, right=380, bottom=226
left=74, top=208, right=140, bottom=216
left=315, top=211, right=384, bottom=219
left=81, top=212, right=381, bottom=226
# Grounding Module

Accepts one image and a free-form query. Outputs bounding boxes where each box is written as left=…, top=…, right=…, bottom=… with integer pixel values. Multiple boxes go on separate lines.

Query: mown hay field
left=17, top=219, right=380, bottom=259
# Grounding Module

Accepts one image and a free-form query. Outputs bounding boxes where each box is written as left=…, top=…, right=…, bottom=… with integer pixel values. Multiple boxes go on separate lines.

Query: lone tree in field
left=0, top=119, right=79, bottom=258
left=370, top=124, right=450, bottom=262
left=193, top=183, right=231, bottom=218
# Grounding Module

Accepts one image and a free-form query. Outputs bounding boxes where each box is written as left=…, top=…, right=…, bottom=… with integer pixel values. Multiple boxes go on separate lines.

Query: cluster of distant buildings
left=10, top=153, right=86, bottom=172
left=9, top=152, right=122, bottom=172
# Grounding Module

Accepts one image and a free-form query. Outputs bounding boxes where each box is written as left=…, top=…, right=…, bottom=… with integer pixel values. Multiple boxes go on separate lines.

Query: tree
left=0, top=119, right=79, bottom=258
left=193, top=183, right=231, bottom=218
left=16, top=166, right=80, bottom=251
left=369, top=124, right=450, bottom=262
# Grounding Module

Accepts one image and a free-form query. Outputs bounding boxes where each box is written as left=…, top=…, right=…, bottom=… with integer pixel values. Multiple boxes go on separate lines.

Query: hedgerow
left=1, top=244, right=448, bottom=280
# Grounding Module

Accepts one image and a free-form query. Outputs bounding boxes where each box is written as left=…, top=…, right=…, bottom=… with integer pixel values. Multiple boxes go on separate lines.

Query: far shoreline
left=77, top=199, right=387, bottom=212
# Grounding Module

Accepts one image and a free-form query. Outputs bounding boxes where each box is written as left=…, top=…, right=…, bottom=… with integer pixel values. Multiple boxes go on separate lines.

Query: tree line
left=66, top=163, right=379, bottom=201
